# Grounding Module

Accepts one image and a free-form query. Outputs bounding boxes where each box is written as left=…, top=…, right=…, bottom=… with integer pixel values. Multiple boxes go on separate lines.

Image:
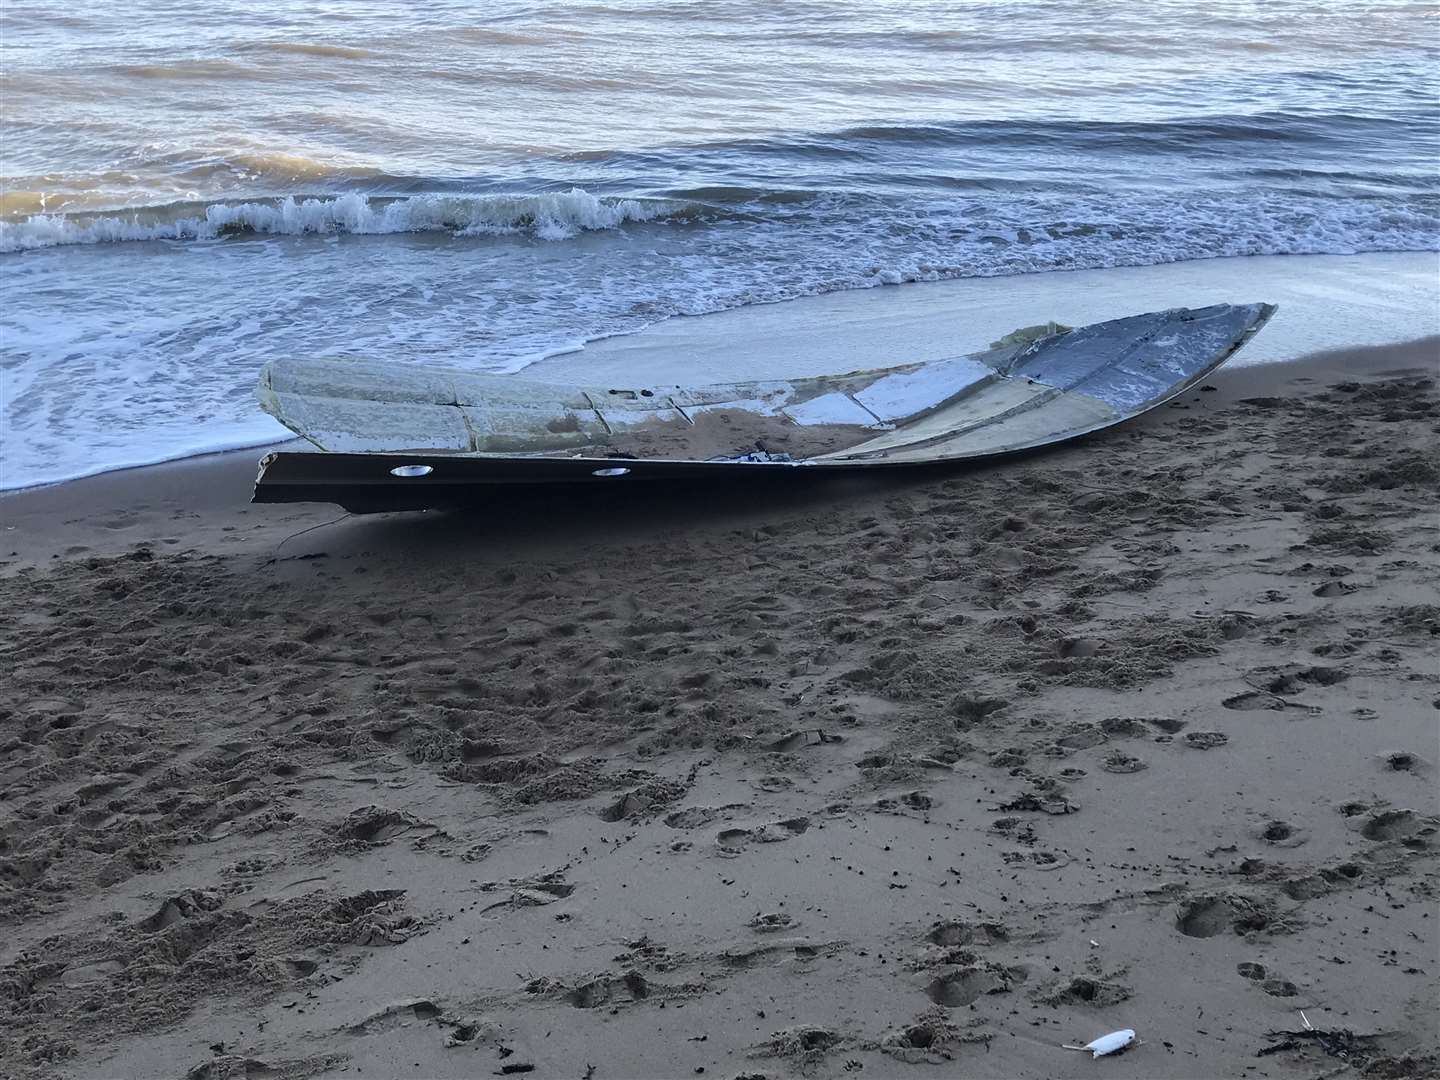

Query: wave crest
left=0, top=189, right=681, bottom=252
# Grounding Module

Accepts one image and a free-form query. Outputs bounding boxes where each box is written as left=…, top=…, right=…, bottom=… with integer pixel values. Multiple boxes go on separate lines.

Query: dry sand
left=2, top=339, right=1438, bottom=1080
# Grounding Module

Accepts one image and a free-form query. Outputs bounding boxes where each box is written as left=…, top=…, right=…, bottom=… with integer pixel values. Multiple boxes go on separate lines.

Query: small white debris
left=1063, top=1028, right=1137, bottom=1058
left=1085, top=1029, right=1137, bottom=1058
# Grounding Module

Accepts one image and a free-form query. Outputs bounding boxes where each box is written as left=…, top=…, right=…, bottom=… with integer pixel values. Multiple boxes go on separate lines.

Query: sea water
left=2, top=0, right=1436, bottom=489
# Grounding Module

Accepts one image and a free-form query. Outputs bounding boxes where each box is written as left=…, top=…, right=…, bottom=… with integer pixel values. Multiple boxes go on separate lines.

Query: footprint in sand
left=1245, top=663, right=1349, bottom=693
left=57, top=959, right=125, bottom=988
left=1217, top=613, right=1255, bottom=640
left=1053, top=723, right=1107, bottom=750
left=1236, top=962, right=1299, bottom=996
left=186, top=1055, right=284, bottom=1079
left=716, top=816, right=811, bottom=853
left=74, top=773, right=129, bottom=803
left=598, top=786, right=678, bottom=822
left=1359, top=808, right=1436, bottom=843
left=767, top=729, right=844, bottom=751
left=1098, top=717, right=1150, bottom=738
left=995, top=792, right=1078, bottom=815
left=1285, top=861, right=1340, bottom=900
left=1222, top=691, right=1292, bottom=712
left=559, top=971, right=652, bottom=1009
left=1281, top=862, right=1363, bottom=900
left=1176, top=893, right=1276, bottom=938
left=333, top=805, right=426, bottom=846
left=763, top=1025, right=844, bottom=1063
left=443, top=1018, right=488, bottom=1047
left=345, top=999, right=444, bottom=1035
left=1383, top=751, right=1425, bottom=774
left=749, top=912, right=796, bottom=933
left=1002, top=849, right=1069, bottom=870
left=1146, top=717, right=1188, bottom=735
left=1056, top=636, right=1105, bottom=659
left=874, top=791, right=934, bottom=813
left=924, top=963, right=1017, bottom=1006
left=723, top=940, right=826, bottom=969
left=1255, top=819, right=1308, bottom=847
left=1101, top=749, right=1147, bottom=773
left=882, top=1017, right=960, bottom=1063
left=951, top=694, right=1009, bottom=729
left=139, top=888, right=225, bottom=932
left=927, top=918, right=1010, bottom=947
left=1226, top=668, right=1347, bottom=711
left=1182, top=731, right=1229, bottom=750
left=987, top=747, right=1028, bottom=768
left=1034, top=975, right=1131, bottom=1007
left=664, top=803, right=749, bottom=829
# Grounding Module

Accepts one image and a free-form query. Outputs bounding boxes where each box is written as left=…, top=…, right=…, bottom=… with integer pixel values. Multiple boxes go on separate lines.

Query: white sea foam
left=0, top=189, right=677, bottom=252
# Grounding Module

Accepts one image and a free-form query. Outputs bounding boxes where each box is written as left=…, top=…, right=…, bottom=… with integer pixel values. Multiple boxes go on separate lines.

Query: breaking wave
left=0, top=189, right=685, bottom=252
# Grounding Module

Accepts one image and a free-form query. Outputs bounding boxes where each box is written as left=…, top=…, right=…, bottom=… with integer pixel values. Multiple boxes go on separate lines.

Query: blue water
left=1, top=0, right=1436, bottom=488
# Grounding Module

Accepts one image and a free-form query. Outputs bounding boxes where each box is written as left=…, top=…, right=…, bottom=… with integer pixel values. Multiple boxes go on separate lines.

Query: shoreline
left=530, top=250, right=1439, bottom=384
left=1, top=333, right=1435, bottom=575
left=3, top=250, right=1436, bottom=495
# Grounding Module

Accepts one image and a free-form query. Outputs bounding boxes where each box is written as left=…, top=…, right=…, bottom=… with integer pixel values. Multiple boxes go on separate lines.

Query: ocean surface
left=2, top=0, right=1437, bottom=490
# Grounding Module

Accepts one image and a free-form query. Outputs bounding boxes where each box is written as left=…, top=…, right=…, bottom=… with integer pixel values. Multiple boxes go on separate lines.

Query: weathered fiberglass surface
left=1002, top=304, right=1268, bottom=411
left=257, top=302, right=1274, bottom=470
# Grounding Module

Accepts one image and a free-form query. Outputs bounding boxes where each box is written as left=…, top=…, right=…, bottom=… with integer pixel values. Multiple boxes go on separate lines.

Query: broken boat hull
left=252, top=302, right=1275, bottom=511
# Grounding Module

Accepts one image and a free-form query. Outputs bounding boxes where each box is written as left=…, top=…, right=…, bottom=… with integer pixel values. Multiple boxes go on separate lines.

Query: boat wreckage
left=252, top=302, right=1275, bottom=511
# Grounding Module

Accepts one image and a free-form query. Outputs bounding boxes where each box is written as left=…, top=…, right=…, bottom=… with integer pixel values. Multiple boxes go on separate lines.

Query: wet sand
left=2, top=338, right=1437, bottom=1079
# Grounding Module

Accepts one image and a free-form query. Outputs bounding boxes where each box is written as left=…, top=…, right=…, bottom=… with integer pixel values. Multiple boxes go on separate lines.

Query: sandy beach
left=1, top=337, right=1437, bottom=1079
left=6, top=2, right=1437, bottom=1076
